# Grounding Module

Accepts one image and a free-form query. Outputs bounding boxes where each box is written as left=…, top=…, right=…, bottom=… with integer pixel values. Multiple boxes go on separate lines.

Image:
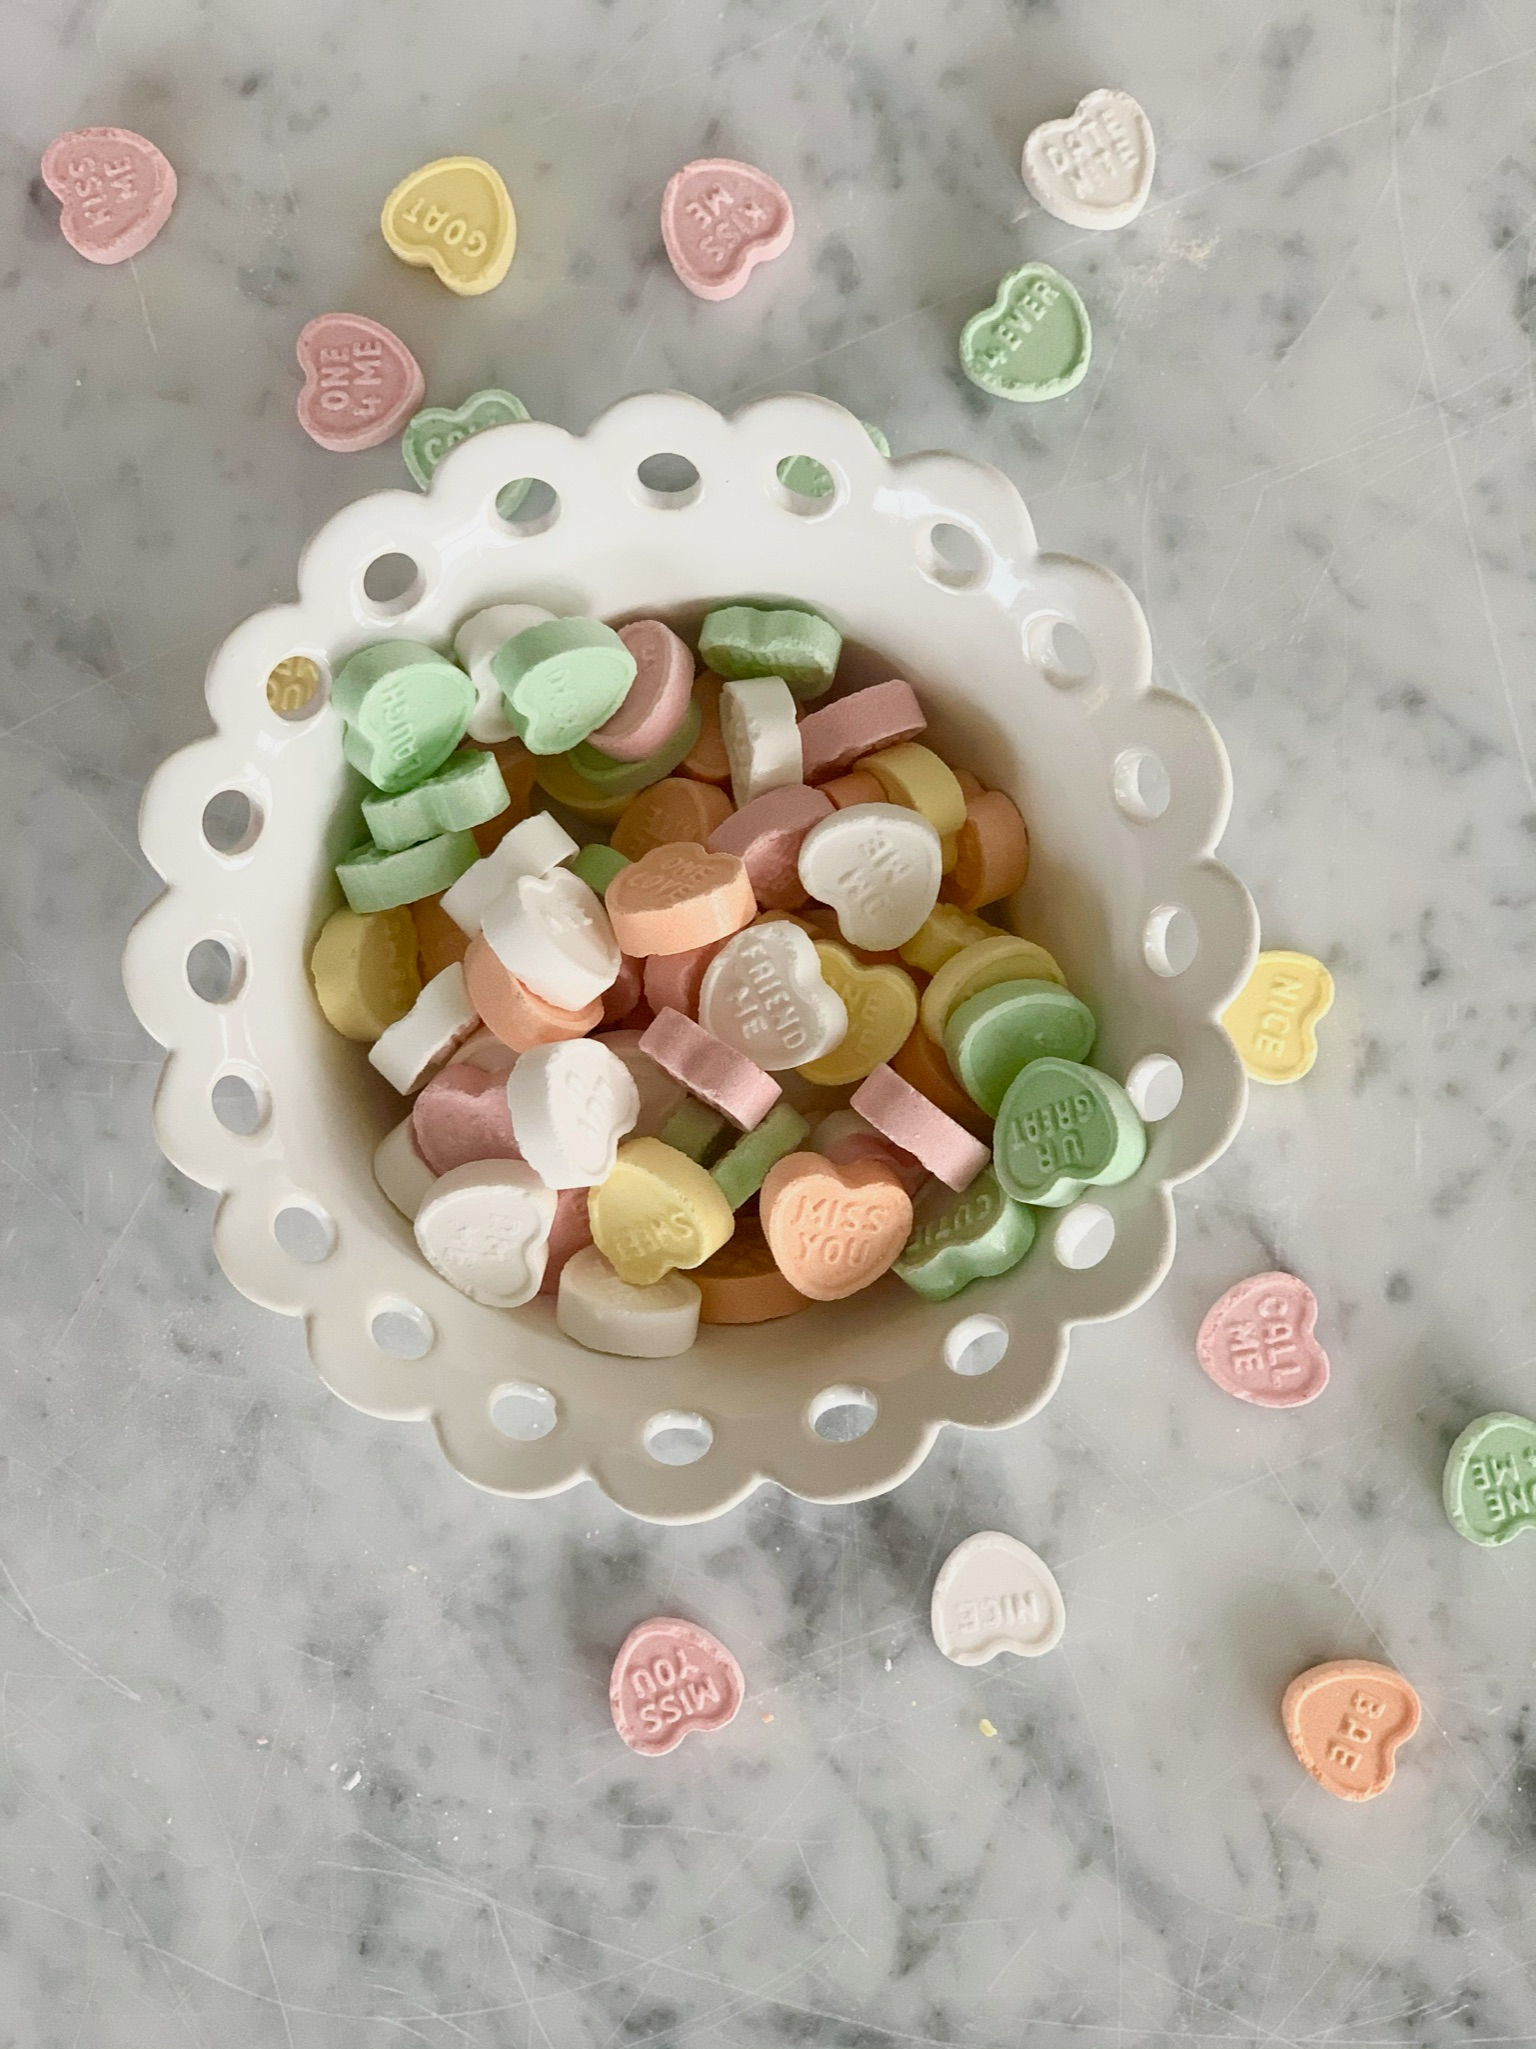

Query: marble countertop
left=4, top=0, right=1536, bottom=2041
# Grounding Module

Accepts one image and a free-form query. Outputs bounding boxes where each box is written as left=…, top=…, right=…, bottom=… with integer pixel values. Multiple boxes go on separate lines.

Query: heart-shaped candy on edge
left=610, top=1617, right=746, bottom=1756
left=1442, top=1412, right=1536, bottom=1546
left=41, top=126, right=177, bottom=265
left=930, top=1530, right=1066, bottom=1665
left=295, top=313, right=425, bottom=453
left=661, top=157, right=795, bottom=301
left=1021, top=89, right=1156, bottom=231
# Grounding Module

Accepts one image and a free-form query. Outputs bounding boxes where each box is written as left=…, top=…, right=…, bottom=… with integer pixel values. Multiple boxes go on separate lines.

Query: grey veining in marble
left=3, top=0, right=1536, bottom=2042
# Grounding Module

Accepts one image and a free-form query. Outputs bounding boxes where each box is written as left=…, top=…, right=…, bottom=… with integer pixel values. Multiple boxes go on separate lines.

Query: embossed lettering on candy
left=1442, top=1412, right=1536, bottom=1546
left=661, top=158, right=794, bottom=301
left=960, top=262, right=1091, bottom=404
left=610, top=1617, right=745, bottom=1756
left=381, top=156, right=516, bottom=296
left=1196, top=1272, right=1329, bottom=1408
left=295, top=313, right=425, bottom=453
left=993, top=1056, right=1145, bottom=1207
left=931, top=1531, right=1066, bottom=1665
left=1021, top=89, right=1156, bottom=231
left=41, top=126, right=176, bottom=264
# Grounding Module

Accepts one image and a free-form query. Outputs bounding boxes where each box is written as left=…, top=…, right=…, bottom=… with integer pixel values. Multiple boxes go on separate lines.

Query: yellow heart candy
left=1223, top=949, right=1334, bottom=1083
left=588, top=1138, right=734, bottom=1287
left=797, top=942, right=918, bottom=1088
left=919, top=933, right=1065, bottom=1045
left=380, top=156, right=515, bottom=297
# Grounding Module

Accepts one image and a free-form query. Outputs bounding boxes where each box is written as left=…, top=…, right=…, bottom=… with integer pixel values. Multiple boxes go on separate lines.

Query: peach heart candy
left=760, top=1153, right=912, bottom=1302
left=588, top=621, right=695, bottom=761
left=1282, top=1660, right=1421, bottom=1802
left=661, top=158, right=794, bottom=301
left=797, top=679, right=926, bottom=783
left=411, top=1060, right=522, bottom=1176
left=295, top=313, right=425, bottom=453
left=640, top=1008, right=781, bottom=1131
left=605, top=843, right=756, bottom=957
left=611, top=778, right=734, bottom=862
left=41, top=127, right=176, bottom=264
left=463, top=935, right=602, bottom=1052
left=852, top=1063, right=990, bottom=1193
left=610, top=1617, right=745, bottom=1756
left=1196, top=1272, right=1330, bottom=1408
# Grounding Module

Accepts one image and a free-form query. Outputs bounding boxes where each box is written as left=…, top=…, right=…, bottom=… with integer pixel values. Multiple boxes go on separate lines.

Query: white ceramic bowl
left=124, top=392, right=1257, bottom=1523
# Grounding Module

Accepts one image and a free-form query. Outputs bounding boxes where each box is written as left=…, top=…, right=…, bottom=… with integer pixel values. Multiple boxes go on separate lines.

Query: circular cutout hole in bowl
left=186, top=937, right=245, bottom=1005
left=1113, top=748, right=1171, bottom=823
left=635, top=452, right=702, bottom=508
left=266, top=655, right=327, bottom=722
left=1143, top=904, right=1199, bottom=979
left=1029, top=616, right=1095, bottom=689
left=496, top=478, right=560, bottom=537
left=644, top=1411, right=713, bottom=1466
left=1124, top=1053, right=1184, bottom=1123
left=492, top=1382, right=559, bottom=1442
left=370, top=1301, right=434, bottom=1360
left=808, top=1385, right=878, bottom=1442
left=774, top=452, right=844, bottom=514
left=1054, top=1203, right=1116, bottom=1271
left=921, top=521, right=989, bottom=591
left=272, top=1199, right=337, bottom=1264
left=210, top=1070, right=267, bottom=1136
left=201, top=788, right=263, bottom=857
left=361, top=552, right=423, bottom=612
left=943, top=1314, right=1009, bottom=1377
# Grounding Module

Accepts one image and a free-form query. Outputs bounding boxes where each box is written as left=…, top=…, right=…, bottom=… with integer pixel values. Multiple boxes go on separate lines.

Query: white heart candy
left=930, top=1531, right=1066, bottom=1665
left=720, top=676, right=802, bottom=807
left=441, top=811, right=578, bottom=936
left=796, top=803, right=941, bottom=952
left=1021, top=89, right=1155, bottom=232
left=698, top=921, right=847, bottom=1070
left=413, top=1159, right=557, bottom=1307
left=557, top=1246, right=701, bottom=1358
left=368, top=963, right=479, bottom=1094
left=505, top=1038, right=640, bottom=1189
left=481, top=867, right=621, bottom=1009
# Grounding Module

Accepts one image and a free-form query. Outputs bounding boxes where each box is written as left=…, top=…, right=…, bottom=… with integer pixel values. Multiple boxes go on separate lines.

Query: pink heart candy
left=295, top=312, right=425, bottom=453
left=40, top=127, right=177, bottom=265
left=411, top=1061, right=522, bottom=1176
left=610, top=1616, right=745, bottom=1756
left=1196, top=1272, right=1330, bottom=1408
left=589, top=621, right=695, bottom=762
left=660, top=158, right=794, bottom=302
left=537, top=1186, right=595, bottom=1297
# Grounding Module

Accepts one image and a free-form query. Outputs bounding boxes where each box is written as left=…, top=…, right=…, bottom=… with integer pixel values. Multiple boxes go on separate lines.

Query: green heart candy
left=491, top=618, right=637, bottom=756
left=698, top=604, right=842, bottom=701
left=333, top=642, right=476, bottom=795
left=401, top=387, right=534, bottom=519
left=361, top=747, right=509, bottom=853
left=945, top=978, right=1097, bottom=1117
left=709, top=1102, right=810, bottom=1209
left=895, top=1165, right=1036, bottom=1302
left=564, top=697, right=702, bottom=796
left=994, top=1057, right=1146, bottom=1207
left=336, top=829, right=478, bottom=913
left=565, top=842, right=631, bottom=897
left=1443, top=1413, right=1536, bottom=1545
left=960, top=263, right=1091, bottom=404
left=777, top=421, right=890, bottom=501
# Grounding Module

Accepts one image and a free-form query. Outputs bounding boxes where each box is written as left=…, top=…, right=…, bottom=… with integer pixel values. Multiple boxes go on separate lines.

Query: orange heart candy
left=605, top=842, right=756, bottom=957
left=1282, top=1659, right=1421, bottom=1802
left=759, top=1152, right=912, bottom=1302
left=612, top=776, right=734, bottom=861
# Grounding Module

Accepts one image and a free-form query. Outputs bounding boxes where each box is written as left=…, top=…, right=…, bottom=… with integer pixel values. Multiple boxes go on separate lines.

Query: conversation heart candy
left=1443, top=1414, right=1536, bottom=1546
left=442, top=811, right=579, bottom=936
left=661, top=158, right=794, bottom=301
left=295, top=313, right=425, bottom=452
left=960, top=263, right=1092, bottom=404
left=640, top=1009, right=782, bottom=1130
left=1282, top=1660, right=1420, bottom=1802
left=533, top=751, right=632, bottom=823
left=895, top=1166, right=1036, bottom=1302
left=852, top=1064, right=990, bottom=1193
left=369, top=962, right=480, bottom=1093
left=568, top=842, right=631, bottom=898
left=700, top=605, right=841, bottom=701
left=464, top=935, right=602, bottom=1052
left=493, top=618, right=637, bottom=756
left=482, top=868, right=621, bottom=1010
left=797, top=804, right=942, bottom=953
left=593, top=1029, right=687, bottom=1138
left=695, top=1213, right=811, bottom=1325
left=679, top=673, right=732, bottom=786
left=891, top=1022, right=993, bottom=1139
left=660, top=1096, right=732, bottom=1164
left=944, top=978, right=1097, bottom=1116
left=374, top=1117, right=436, bottom=1222
left=759, top=1153, right=912, bottom=1302
left=777, top=421, right=890, bottom=500
left=643, top=936, right=727, bottom=1021
left=930, top=1532, right=1066, bottom=1664
left=333, top=640, right=474, bottom=793
left=558, top=1248, right=702, bottom=1359
left=611, top=777, right=734, bottom=861
left=863, top=743, right=967, bottom=841
left=1196, top=1272, right=1330, bottom=1408
left=411, top=1060, right=522, bottom=1176
left=706, top=783, right=832, bottom=909
left=310, top=905, right=420, bottom=1042
left=414, top=1159, right=557, bottom=1308
left=943, top=789, right=1030, bottom=912
left=710, top=1101, right=811, bottom=1209
left=453, top=603, right=555, bottom=745
left=697, top=921, right=847, bottom=1071
left=380, top=155, right=516, bottom=295
left=993, top=1057, right=1145, bottom=1206
left=505, top=1038, right=640, bottom=1189
left=810, top=1111, right=925, bottom=1197
left=796, top=942, right=916, bottom=1088
left=606, top=844, right=756, bottom=957
left=720, top=676, right=803, bottom=808
left=336, top=830, right=478, bottom=914
left=402, top=387, right=530, bottom=488
left=586, top=621, right=695, bottom=762
left=899, top=904, right=1004, bottom=976
left=1222, top=950, right=1335, bottom=1084
left=1021, top=89, right=1155, bottom=231
left=40, top=127, right=176, bottom=264
left=565, top=699, right=702, bottom=796
left=919, top=932, right=1065, bottom=1044
left=588, top=1137, right=735, bottom=1286
left=361, top=747, right=509, bottom=853
left=797, top=679, right=925, bottom=783
left=610, top=1617, right=745, bottom=1756
left=472, top=740, right=540, bottom=849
